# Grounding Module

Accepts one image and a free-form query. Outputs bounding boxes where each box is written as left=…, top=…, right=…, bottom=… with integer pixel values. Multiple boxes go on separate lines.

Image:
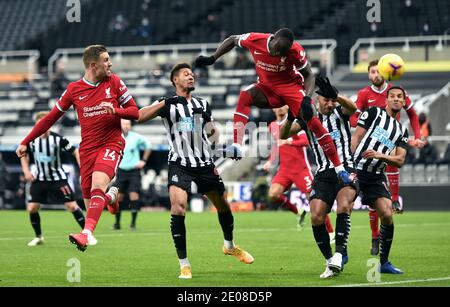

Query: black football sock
left=312, top=224, right=332, bottom=260
left=171, top=215, right=187, bottom=259
left=72, top=208, right=85, bottom=229
left=30, top=212, right=42, bottom=237
left=130, top=200, right=139, bottom=226
left=335, top=213, right=351, bottom=255
left=380, top=223, right=394, bottom=265
left=115, top=203, right=123, bottom=225
left=218, top=211, right=234, bottom=241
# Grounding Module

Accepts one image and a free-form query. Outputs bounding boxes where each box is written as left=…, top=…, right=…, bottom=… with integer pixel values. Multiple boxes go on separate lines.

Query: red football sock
left=325, top=215, right=334, bottom=233
left=369, top=209, right=380, bottom=239
left=233, top=91, right=253, bottom=144
left=84, top=189, right=107, bottom=232
left=275, top=194, right=298, bottom=215
left=386, top=166, right=400, bottom=202
left=307, top=116, right=342, bottom=167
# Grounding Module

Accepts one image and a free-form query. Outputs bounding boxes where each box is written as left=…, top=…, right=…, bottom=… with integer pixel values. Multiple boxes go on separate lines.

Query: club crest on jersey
left=105, top=87, right=112, bottom=99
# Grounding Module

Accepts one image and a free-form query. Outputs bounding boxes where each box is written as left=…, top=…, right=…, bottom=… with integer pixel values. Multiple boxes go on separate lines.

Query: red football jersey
left=355, top=83, right=413, bottom=113
left=269, top=121, right=312, bottom=173
left=238, top=33, right=308, bottom=86
left=56, top=74, right=134, bottom=152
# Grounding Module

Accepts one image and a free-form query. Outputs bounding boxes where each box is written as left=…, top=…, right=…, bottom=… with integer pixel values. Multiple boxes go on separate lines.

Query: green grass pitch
left=1, top=210, right=450, bottom=287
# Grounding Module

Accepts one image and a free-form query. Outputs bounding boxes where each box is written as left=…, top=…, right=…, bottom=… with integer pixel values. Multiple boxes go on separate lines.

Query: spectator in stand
left=50, top=61, right=69, bottom=98
left=414, top=113, right=438, bottom=165
left=109, top=13, right=129, bottom=33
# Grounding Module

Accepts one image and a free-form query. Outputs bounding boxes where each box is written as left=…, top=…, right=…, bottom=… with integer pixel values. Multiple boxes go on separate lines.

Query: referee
left=138, top=63, right=254, bottom=279
left=113, top=119, right=151, bottom=231
left=20, top=111, right=96, bottom=247
left=351, top=86, right=409, bottom=275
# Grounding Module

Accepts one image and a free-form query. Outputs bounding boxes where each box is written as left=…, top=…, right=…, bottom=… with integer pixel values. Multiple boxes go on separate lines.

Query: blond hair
left=83, top=45, right=107, bottom=68
left=34, top=111, right=49, bottom=122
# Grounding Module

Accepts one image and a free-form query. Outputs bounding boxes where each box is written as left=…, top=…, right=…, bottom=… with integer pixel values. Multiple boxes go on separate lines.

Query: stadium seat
left=413, top=164, right=426, bottom=183
left=437, top=164, right=449, bottom=184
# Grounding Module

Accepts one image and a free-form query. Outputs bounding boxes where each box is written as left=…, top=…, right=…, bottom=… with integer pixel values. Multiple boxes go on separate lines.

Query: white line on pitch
left=333, top=276, right=450, bottom=287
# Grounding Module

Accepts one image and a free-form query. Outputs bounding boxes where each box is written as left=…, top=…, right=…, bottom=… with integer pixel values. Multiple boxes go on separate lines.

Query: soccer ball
left=377, top=53, right=405, bottom=81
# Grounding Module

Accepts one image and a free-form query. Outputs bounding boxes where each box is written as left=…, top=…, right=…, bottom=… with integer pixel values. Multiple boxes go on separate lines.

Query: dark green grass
left=1, top=210, right=449, bottom=286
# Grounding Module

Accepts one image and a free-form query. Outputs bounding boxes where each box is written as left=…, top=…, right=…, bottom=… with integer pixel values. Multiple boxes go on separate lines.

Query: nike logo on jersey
left=368, top=99, right=376, bottom=103
left=79, top=95, right=88, bottom=100
left=254, top=51, right=263, bottom=55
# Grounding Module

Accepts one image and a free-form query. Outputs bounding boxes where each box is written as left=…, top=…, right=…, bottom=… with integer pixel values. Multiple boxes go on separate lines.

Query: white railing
left=349, top=35, right=450, bottom=70
left=48, top=39, right=337, bottom=77
left=424, top=81, right=450, bottom=113
left=0, top=49, right=40, bottom=74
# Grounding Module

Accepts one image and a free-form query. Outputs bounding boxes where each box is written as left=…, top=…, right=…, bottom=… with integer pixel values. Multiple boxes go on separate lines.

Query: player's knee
left=310, top=212, right=326, bottom=226
left=379, top=208, right=393, bottom=224
left=170, top=202, right=186, bottom=215
left=268, top=189, right=281, bottom=202
left=27, top=204, right=39, bottom=213
left=301, top=99, right=314, bottom=121
left=238, top=89, right=254, bottom=107
left=65, top=202, right=79, bottom=212
left=129, top=192, right=139, bottom=201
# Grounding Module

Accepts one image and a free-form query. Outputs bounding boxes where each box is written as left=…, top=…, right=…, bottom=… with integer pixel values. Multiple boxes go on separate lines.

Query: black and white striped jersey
left=354, top=107, right=409, bottom=174
left=27, top=132, right=76, bottom=181
left=306, top=106, right=354, bottom=173
left=156, top=95, right=214, bottom=168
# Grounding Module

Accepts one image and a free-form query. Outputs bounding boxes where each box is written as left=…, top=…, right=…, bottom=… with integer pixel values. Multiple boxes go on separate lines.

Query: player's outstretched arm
left=194, top=35, right=240, bottom=67
left=138, top=100, right=166, bottom=123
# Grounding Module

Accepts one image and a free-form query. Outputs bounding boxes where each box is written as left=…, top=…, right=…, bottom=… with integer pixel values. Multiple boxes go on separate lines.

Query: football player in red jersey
left=264, top=106, right=335, bottom=234
left=349, top=59, right=424, bottom=255
left=194, top=28, right=354, bottom=185
left=16, top=45, right=139, bottom=251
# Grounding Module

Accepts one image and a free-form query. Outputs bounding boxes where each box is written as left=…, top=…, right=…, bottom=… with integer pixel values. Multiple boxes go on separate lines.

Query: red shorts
left=255, top=82, right=306, bottom=117
left=272, top=170, right=313, bottom=194
left=79, top=144, right=124, bottom=199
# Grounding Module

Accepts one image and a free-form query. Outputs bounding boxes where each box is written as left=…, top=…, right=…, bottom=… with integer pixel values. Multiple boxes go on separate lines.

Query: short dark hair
left=83, top=45, right=107, bottom=68
left=386, top=86, right=406, bottom=98
left=170, top=63, right=192, bottom=86
left=368, top=59, right=379, bottom=71
left=274, top=28, right=295, bottom=44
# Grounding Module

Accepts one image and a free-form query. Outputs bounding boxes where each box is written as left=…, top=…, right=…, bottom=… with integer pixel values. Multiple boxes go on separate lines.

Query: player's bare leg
left=169, top=185, right=191, bottom=279
left=268, top=183, right=298, bottom=214
left=206, top=190, right=254, bottom=264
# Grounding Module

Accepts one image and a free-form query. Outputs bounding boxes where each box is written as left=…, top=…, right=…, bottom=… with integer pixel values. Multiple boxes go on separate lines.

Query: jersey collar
left=267, top=35, right=273, bottom=54
left=82, top=77, right=100, bottom=87
left=370, top=82, right=388, bottom=94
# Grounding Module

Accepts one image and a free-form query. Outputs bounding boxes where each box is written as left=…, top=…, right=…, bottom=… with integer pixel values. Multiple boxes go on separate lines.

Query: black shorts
left=309, top=168, right=359, bottom=210
left=116, top=169, right=141, bottom=194
left=357, top=171, right=391, bottom=208
left=168, top=163, right=225, bottom=196
left=29, top=180, right=75, bottom=204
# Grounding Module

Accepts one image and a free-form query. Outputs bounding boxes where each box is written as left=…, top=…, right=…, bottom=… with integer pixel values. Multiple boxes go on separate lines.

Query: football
left=378, top=53, right=405, bottom=81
